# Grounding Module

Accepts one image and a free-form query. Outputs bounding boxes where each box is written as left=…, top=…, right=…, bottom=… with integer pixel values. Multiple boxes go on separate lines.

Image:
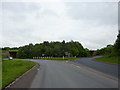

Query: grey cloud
left=118, top=2, right=120, bottom=29
left=2, top=2, right=41, bottom=22
left=65, top=2, right=117, bottom=26
left=35, top=9, right=58, bottom=19
left=2, top=2, right=40, bottom=13
left=1, top=2, right=118, bottom=50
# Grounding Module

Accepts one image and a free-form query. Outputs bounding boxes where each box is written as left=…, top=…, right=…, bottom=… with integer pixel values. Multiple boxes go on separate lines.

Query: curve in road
left=30, top=60, right=118, bottom=88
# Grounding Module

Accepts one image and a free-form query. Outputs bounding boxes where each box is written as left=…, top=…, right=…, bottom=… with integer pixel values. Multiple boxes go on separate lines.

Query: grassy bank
left=94, top=56, right=120, bottom=64
left=2, top=60, right=36, bottom=88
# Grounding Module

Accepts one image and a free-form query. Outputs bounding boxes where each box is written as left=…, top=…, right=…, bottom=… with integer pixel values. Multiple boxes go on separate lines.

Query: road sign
left=42, top=54, right=45, bottom=57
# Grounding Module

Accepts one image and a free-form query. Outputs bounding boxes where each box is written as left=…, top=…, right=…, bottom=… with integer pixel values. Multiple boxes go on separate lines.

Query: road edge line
left=3, top=63, right=40, bottom=89
left=67, top=61, right=118, bottom=81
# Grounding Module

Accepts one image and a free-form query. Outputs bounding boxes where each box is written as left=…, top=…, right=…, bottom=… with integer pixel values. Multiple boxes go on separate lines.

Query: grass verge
left=2, top=60, right=36, bottom=88
left=94, top=56, right=120, bottom=64
left=33, top=56, right=93, bottom=60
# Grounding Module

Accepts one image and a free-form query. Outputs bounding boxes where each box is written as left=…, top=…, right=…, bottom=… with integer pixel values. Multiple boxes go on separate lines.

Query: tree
left=114, top=30, right=120, bottom=56
left=17, top=43, right=34, bottom=59
left=16, top=41, right=90, bottom=59
left=95, top=45, right=115, bottom=56
left=95, top=30, right=120, bottom=57
left=2, top=47, right=10, bottom=50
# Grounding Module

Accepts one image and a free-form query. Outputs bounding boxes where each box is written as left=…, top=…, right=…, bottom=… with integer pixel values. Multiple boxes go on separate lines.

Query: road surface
left=70, top=56, right=119, bottom=78
left=29, top=60, right=118, bottom=88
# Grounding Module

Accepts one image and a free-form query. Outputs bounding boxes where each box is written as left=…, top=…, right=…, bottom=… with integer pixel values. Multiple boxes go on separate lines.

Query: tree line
left=95, top=30, right=120, bottom=57
left=2, top=30, right=120, bottom=59
left=15, top=40, right=90, bottom=59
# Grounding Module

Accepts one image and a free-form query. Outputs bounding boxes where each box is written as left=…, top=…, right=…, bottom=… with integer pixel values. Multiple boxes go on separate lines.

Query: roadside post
left=63, top=56, right=64, bottom=60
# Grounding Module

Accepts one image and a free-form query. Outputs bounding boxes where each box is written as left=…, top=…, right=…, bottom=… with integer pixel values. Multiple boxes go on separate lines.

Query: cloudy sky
left=0, top=1, right=118, bottom=50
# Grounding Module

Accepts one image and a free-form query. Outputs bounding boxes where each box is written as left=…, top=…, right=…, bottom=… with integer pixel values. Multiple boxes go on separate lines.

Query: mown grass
left=2, top=60, right=36, bottom=88
left=94, top=56, right=120, bottom=64
left=33, top=56, right=93, bottom=60
left=38, top=57, right=77, bottom=60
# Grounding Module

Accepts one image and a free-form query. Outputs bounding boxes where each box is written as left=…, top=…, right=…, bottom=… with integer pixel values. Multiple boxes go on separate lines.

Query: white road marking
left=76, top=66, right=81, bottom=68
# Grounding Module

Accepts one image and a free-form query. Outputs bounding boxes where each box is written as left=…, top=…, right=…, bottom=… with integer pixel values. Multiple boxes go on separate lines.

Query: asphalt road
left=70, top=56, right=119, bottom=78
left=29, top=60, right=118, bottom=88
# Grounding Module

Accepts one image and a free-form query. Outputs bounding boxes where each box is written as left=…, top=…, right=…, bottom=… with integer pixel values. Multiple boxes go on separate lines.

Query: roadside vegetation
left=94, top=30, right=120, bottom=64
left=33, top=56, right=93, bottom=60
left=2, top=55, right=8, bottom=59
left=94, top=57, right=119, bottom=64
left=2, top=60, right=36, bottom=88
left=2, top=40, right=91, bottom=59
left=35, top=57, right=77, bottom=60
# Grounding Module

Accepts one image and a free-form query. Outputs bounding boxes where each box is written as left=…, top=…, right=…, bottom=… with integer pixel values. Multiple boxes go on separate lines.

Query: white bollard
left=63, top=56, right=64, bottom=60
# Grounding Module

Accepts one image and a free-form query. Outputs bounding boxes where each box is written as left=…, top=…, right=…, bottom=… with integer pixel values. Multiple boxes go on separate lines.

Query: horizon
left=1, top=39, right=117, bottom=50
left=1, top=1, right=118, bottom=50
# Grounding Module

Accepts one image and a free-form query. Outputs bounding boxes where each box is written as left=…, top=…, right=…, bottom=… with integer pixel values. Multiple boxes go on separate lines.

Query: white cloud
left=1, top=1, right=118, bottom=50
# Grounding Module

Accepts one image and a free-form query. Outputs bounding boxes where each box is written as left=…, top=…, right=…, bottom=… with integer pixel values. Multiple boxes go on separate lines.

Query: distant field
left=2, top=60, right=36, bottom=88
left=32, top=56, right=93, bottom=60
left=94, top=56, right=120, bottom=64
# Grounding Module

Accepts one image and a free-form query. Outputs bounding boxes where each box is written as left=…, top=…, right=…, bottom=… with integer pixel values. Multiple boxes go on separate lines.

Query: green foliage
left=95, top=30, right=120, bottom=57
left=37, top=57, right=77, bottom=60
left=95, top=45, right=114, bottom=56
left=94, top=56, right=120, bottom=64
left=114, top=30, right=120, bottom=56
left=32, top=56, right=93, bottom=60
left=17, top=44, right=34, bottom=59
left=17, top=40, right=90, bottom=59
left=2, top=60, right=35, bottom=88
left=2, top=55, right=8, bottom=59
left=2, top=47, right=19, bottom=51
